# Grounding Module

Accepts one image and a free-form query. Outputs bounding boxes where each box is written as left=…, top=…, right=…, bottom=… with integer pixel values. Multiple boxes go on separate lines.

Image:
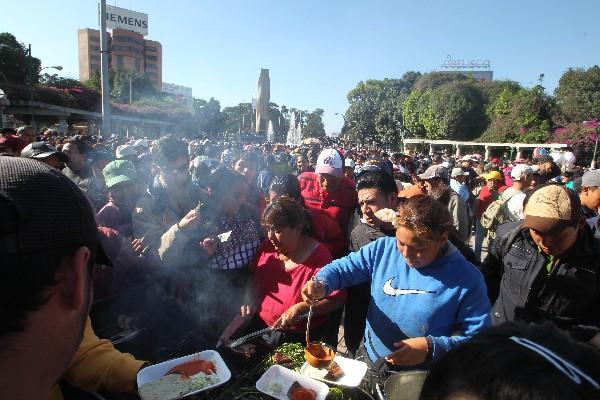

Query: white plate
left=256, top=365, right=329, bottom=400
left=300, top=355, right=368, bottom=387
left=137, top=350, right=231, bottom=399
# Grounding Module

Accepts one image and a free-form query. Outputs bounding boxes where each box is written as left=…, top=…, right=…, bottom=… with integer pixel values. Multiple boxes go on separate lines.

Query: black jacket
left=481, top=224, right=600, bottom=341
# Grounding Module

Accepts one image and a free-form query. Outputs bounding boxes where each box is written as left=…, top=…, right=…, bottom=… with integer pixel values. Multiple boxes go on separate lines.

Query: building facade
left=78, top=28, right=162, bottom=89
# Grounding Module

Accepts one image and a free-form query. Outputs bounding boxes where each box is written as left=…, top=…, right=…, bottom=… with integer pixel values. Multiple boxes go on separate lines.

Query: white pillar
left=429, top=144, right=434, bottom=155
left=516, top=147, right=523, bottom=160
left=455, top=144, right=462, bottom=157
left=484, top=145, right=491, bottom=161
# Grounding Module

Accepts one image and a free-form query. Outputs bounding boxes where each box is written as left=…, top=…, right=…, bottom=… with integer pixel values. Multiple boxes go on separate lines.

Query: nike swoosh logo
left=383, top=277, right=436, bottom=296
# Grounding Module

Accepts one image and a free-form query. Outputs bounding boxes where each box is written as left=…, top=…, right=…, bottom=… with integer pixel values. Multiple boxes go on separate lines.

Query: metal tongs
left=306, top=276, right=318, bottom=347
left=228, top=311, right=310, bottom=348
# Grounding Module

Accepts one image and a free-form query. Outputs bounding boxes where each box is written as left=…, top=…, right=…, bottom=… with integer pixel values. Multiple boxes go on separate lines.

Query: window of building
left=90, top=55, right=100, bottom=61
left=146, top=55, right=157, bottom=61
left=146, top=63, right=157, bottom=70
left=135, top=58, right=141, bottom=71
left=146, top=46, right=157, bottom=52
left=117, top=55, right=124, bottom=68
left=90, top=45, right=101, bottom=52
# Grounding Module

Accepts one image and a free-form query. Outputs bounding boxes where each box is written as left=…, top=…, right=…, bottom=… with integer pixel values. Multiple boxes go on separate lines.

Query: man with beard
left=419, top=164, right=471, bottom=242
left=0, top=157, right=144, bottom=400
left=62, top=137, right=107, bottom=210
left=97, top=160, right=139, bottom=237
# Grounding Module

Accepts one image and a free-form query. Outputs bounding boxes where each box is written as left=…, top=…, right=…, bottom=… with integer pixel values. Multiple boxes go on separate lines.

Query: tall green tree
left=303, top=108, right=326, bottom=138
left=111, top=69, right=157, bottom=103
left=0, top=32, right=41, bottom=85
left=193, top=97, right=224, bottom=136
left=555, top=66, right=600, bottom=122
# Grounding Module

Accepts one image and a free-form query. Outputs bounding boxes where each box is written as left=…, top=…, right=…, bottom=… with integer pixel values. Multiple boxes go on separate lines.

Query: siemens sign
left=105, top=5, right=148, bottom=35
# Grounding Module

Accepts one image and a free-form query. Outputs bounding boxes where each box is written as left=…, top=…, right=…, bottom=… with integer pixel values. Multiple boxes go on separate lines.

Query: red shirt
left=298, top=172, right=358, bottom=237
left=251, top=240, right=345, bottom=332
left=476, top=185, right=507, bottom=219
left=309, top=208, right=347, bottom=259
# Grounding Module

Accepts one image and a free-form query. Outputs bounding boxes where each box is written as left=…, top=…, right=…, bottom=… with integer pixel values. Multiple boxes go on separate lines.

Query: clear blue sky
left=2, top=0, right=598, bottom=133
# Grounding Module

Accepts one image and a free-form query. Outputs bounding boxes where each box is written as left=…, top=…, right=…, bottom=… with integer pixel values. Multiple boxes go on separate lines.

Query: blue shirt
left=450, top=179, right=470, bottom=203
left=317, top=236, right=491, bottom=363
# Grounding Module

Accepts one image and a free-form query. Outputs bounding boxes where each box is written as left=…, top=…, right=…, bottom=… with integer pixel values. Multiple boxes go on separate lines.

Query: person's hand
left=178, top=208, right=198, bottom=231
left=272, top=302, right=309, bottom=330
left=240, top=304, right=254, bottom=319
left=199, top=237, right=218, bottom=257
left=385, top=337, right=429, bottom=366
left=131, top=238, right=146, bottom=257
left=301, top=279, right=326, bottom=303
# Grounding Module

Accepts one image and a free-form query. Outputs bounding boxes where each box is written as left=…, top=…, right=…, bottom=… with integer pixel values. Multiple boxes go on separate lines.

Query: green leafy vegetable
left=327, top=387, right=344, bottom=400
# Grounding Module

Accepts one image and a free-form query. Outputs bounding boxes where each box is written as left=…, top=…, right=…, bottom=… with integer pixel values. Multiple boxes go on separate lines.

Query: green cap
left=103, top=160, right=136, bottom=189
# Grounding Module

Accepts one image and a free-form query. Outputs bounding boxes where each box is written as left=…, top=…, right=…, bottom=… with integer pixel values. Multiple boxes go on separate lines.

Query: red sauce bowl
left=305, top=342, right=335, bottom=369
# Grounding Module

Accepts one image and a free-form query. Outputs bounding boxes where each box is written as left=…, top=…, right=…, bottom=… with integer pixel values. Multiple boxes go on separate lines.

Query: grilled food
left=287, top=381, right=317, bottom=400
left=324, top=361, right=345, bottom=381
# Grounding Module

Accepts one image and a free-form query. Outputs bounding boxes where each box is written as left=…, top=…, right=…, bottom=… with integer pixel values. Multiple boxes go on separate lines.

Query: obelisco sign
left=255, top=69, right=270, bottom=133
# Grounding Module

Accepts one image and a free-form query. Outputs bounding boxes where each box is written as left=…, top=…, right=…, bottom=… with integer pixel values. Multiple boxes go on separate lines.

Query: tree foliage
left=554, top=66, right=600, bottom=122
left=0, top=32, right=41, bottom=85
left=303, top=108, right=325, bottom=138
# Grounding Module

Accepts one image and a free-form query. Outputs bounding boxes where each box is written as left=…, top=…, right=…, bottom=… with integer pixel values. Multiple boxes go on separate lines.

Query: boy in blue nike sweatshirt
left=304, top=196, right=491, bottom=367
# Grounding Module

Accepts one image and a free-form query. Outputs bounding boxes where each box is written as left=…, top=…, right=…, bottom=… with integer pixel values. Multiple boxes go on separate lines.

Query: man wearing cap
left=0, top=157, right=145, bottom=400
left=98, top=160, right=139, bottom=237
left=474, top=170, right=507, bottom=259
left=578, top=169, right=600, bottom=219
left=62, top=137, right=107, bottom=210
left=482, top=184, right=600, bottom=345
left=16, top=125, right=36, bottom=145
left=299, top=148, right=358, bottom=242
left=460, top=155, right=479, bottom=189
left=450, top=167, right=470, bottom=203
left=115, top=144, right=138, bottom=163
left=536, top=155, right=561, bottom=184
left=20, top=141, right=69, bottom=169
left=418, top=164, right=471, bottom=242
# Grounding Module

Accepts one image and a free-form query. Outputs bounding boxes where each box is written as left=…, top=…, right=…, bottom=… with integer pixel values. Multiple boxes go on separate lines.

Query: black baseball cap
left=0, top=157, right=111, bottom=266
left=21, top=141, right=69, bottom=163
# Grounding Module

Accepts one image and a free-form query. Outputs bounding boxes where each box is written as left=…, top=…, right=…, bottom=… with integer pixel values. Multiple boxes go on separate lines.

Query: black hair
left=262, top=196, right=312, bottom=236
left=205, top=167, right=245, bottom=195
left=152, top=135, right=188, bottom=167
left=356, top=170, right=398, bottom=195
left=269, top=174, right=301, bottom=200
left=420, top=321, right=600, bottom=400
left=65, top=137, right=89, bottom=155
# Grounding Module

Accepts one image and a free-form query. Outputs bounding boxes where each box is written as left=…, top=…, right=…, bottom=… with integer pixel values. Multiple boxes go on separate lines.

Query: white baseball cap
left=116, top=144, right=137, bottom=159
left=316, top=148, right=343, bottom=177
left=510, top=164, right=533, bottom=181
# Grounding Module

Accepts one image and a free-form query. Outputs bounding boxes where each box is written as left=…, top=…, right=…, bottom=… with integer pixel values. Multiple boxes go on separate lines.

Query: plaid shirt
left=209, top=204, right=263, bottom=270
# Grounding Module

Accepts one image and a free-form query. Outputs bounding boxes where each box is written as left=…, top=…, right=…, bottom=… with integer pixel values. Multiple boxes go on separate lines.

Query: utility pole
left=99, top=0, right=111, bottom=137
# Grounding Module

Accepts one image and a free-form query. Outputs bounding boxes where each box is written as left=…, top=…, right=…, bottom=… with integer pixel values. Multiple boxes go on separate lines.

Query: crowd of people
left=1, top=125, right=600, bottom=400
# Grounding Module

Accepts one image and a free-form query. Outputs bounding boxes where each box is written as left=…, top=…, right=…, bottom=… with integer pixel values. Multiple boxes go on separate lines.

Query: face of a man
left=62, top=143, right=86, bottom=172
left=317, top=173, right=342, bottom=192
left=396, top=226, right=447, bottom=268
left=424, top=178, right=443, bottom=193
left=296, top=156, right=309, bottom=172
left=19, top=128, right=36, bottom=145
left=233, top=159, right=258, bottom=183
left=159, top=155, right=190, bottom=187
left=581, top=186, right=600, bottom=210
left=218, top=179, right=248, bottom=216
left=358, top=188, right=397, bottom=227
left=529, top=224, right=580, bottom=257
left=109, top=181, right=138, bottom=212
left=487, top=179, right=500, bottom=191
